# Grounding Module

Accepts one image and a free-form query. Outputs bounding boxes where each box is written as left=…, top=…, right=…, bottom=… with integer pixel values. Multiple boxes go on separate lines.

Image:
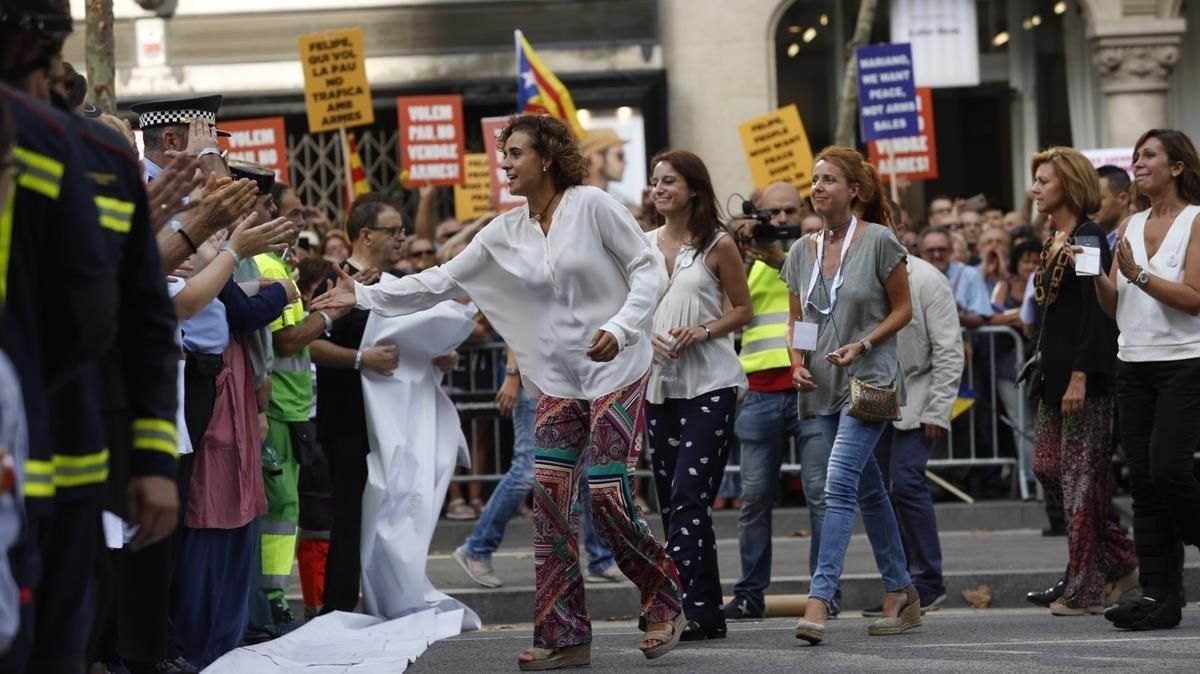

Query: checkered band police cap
left=136, top=108, right=217, bottom=129
left=129, top=94, right=228, bottom=135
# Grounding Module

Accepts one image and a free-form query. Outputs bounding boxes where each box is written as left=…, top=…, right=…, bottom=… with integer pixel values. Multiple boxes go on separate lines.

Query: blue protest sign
left=856, top=43, right=919, bottom=142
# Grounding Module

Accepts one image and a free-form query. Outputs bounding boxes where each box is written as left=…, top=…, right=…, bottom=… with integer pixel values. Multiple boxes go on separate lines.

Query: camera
left=733, top=199, right=802, bottom=245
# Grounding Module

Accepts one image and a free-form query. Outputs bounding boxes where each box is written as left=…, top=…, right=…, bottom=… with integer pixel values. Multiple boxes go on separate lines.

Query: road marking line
left=903, top=635, right=1200, bottom=648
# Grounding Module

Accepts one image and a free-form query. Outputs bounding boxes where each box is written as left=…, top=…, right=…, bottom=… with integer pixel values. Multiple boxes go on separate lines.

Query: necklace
left=531, top=191, right=561, bottom=223
left=823, top=218, right=851, bottom=242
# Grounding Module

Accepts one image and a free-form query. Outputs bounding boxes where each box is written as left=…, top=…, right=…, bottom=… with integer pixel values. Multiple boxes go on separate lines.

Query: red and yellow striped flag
left=515, top=30, right=585, bottom=138
left=343, top=131, right=371, bottom=209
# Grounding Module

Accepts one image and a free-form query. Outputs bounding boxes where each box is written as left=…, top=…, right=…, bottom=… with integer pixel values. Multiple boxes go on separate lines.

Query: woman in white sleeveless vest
left=1083, top=129, right=1200, bottom=631
left=644, top=150, right=751, bottom=641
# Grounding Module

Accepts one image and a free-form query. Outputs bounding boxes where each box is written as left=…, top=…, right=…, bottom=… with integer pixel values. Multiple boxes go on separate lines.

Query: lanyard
left=804, top=216, right=858, bottom=315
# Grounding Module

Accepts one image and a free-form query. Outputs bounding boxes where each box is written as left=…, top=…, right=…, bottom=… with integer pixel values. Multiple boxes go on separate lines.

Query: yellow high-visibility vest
left=740, top=260, right=793, bottom=374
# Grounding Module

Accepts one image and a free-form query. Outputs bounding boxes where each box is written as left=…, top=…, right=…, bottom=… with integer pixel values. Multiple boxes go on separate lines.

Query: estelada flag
left=343, top=131, right=371, bottom=210
left=515, top=30, right=585, bottom=139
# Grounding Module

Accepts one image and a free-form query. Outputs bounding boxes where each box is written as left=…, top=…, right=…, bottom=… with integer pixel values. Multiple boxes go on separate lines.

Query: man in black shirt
left=310, top=197, right=406, bottom=612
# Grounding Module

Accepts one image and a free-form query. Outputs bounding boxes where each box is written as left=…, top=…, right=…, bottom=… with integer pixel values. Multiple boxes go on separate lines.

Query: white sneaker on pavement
left=453, top=548, right=503, bottom=588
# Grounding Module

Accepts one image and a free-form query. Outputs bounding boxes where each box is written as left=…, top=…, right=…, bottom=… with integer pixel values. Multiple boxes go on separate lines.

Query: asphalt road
left=410, top=607, right=1200, bottom=673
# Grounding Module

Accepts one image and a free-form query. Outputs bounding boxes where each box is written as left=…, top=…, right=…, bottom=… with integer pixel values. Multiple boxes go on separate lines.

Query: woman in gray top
left=784, top=147, right=918, bottom=645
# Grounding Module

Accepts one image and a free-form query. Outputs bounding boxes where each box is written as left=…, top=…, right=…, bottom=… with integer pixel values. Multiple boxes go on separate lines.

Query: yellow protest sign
left=737, top=104, right=815, bottom=196
left=454, top=154, right=492, bottom=222
left=298, top=27, right=375, bottom=134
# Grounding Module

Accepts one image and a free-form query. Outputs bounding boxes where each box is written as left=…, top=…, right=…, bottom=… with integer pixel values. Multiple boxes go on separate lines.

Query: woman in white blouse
left=644, top=150, right=751, bottom=641
left=1082, top=129, right=1200, bottom=631
left=312, top=114, right=685, bottom=669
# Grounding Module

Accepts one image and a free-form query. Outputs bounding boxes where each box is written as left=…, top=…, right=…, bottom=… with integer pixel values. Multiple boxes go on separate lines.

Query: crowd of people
left=2, top=2, right=1200, bottom=673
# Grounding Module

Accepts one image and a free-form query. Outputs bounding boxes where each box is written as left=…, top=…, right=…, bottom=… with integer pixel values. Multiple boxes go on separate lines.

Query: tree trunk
left=85, top=0, right=116, bottom=114
left=833, top=0, right=878, bottom=148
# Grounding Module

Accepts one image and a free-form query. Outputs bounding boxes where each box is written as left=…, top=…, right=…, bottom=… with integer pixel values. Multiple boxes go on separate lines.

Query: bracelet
left=505, top=367, right=519, bottom=376
left=318, top=310, right=334, bottom=335
left=196, top=147, right=223, bottom=160
left=701, top=325, right=712, bottom=340
left=177, top=228, right=199, bottom=253
left=219, top=242, right=241, bottom=265
left=354, top=349, right=364, bottom=371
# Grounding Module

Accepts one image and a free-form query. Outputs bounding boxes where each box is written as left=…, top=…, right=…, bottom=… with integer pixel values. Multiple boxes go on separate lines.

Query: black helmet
left=0, top=0, right=73, bottom=43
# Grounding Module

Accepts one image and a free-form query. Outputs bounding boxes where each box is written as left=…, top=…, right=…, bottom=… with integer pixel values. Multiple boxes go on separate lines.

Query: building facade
left=65, top=0, right=1196, bottom=219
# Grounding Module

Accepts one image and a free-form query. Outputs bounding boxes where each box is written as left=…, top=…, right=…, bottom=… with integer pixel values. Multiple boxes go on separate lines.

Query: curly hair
left=497, top=114, right=588, bottom=191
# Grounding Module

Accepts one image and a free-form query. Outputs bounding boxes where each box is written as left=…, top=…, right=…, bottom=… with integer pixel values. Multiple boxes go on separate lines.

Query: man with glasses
left=310, top=196, right=408, bottom=613
left=919, top=227, right=992, bottom=329
left=407, top=237, right=437, bottom=273
left=928, top=194, right=955, bottom=227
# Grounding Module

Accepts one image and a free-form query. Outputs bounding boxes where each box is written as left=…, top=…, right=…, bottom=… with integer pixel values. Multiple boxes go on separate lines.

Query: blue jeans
left=459, top=389, right=614, bottom=573
left=874, top=426, right=945, bottom=604
left=808, top=408, right=912, bottom=603
left=732, top=389, right=835, bottom=614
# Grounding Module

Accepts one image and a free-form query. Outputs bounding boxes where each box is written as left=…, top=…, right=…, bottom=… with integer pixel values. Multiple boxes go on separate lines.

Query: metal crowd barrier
left=446, top=328, right=1036, bottom=501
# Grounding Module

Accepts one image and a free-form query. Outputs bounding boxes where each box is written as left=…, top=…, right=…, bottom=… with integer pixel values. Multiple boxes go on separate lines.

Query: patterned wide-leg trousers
left=531, top=372, right=683, bottom=648
left=1033, top=396, right=1138, bottom=607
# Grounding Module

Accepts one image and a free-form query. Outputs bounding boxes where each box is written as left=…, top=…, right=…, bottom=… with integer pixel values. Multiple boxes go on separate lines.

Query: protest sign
left=219, top=117, right=290, bottom=181
left=454, top=153, right=493, bottom=222
left=299, top=27, right=375, bottom=134
left=857, top=43, right=919, bottom=142
left=868, top=88, right=937, bottom=182
left=736, top=104, right=815, bottom=196
left=397, top=95, right=465, bottom=186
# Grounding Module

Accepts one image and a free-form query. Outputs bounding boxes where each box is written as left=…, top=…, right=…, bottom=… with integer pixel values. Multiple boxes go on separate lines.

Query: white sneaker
left=453, top=548, right=503, bottom=588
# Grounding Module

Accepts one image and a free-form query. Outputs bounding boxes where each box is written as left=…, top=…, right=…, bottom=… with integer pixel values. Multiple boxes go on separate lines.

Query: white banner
left=1081, top=147, right=1135, bottom=174
left=891, top=0, right=980, bottom=88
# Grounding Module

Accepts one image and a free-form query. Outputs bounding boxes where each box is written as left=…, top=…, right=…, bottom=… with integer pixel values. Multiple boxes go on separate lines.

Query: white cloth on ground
left=201, top=608, right=465, bottom=673
left=358, top=299, right=481, bottom=628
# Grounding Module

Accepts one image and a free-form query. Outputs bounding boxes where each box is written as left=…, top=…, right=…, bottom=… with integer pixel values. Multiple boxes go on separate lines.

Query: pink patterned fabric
left=1033, top=397, right=1138, bottom=606
left=531, top=372, right=682, bottom=648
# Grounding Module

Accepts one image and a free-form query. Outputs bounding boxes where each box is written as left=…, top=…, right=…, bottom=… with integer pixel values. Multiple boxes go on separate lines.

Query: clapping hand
left=310, top=263, right=358, bottom=312
left=145, top=151, right=202, bottom=231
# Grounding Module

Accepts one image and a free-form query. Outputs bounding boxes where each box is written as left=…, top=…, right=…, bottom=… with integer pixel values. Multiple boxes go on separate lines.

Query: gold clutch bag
left=847, top=376, right=901, bottom=423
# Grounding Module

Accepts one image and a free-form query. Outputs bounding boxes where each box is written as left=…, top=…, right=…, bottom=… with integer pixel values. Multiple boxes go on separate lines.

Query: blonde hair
left=813, top=145, right=893, bottom=230
left=1030, top=147, right=1100, bottom=216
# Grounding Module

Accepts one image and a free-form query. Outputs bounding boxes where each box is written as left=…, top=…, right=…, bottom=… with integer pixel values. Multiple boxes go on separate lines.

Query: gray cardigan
left=896, top=257, right=963, bottom=431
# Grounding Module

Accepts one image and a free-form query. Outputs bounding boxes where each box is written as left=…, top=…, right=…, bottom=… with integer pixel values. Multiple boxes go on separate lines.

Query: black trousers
left=321, top=430, right=369, bottom=612
left=1117, top=358, right=1200, bottom=600
left=646, top=387, right=736, bottom=632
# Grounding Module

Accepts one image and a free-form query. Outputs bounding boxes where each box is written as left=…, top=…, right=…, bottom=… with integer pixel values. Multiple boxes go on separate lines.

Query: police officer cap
left=229, top=161, right=275, bottom=196
left=0, top=0, right=72, bottom=42
left=130, top=94, right=231, bottom=137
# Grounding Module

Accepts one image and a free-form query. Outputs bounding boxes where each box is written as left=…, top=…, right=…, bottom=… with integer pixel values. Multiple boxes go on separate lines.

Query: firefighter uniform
left=0, top=82, right=119, bottom=673
left=45, top=115, right=179, bottom=671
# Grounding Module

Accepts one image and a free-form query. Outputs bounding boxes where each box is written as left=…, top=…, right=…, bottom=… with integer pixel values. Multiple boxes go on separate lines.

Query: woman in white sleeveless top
left=1084, top=129, right=1200, bottom=631
left=645, top=150, right=751, bottom=641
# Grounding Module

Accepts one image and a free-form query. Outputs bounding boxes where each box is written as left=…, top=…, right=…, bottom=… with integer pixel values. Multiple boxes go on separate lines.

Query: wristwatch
left=505, top=367, right=519, bottom=376
left=860, top=338, right=874, bottom=352
left=1133, top=269, right=1150, bottom=288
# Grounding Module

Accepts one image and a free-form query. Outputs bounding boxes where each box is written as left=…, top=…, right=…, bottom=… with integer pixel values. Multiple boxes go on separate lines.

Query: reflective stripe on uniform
left=740, top=261, right=793, bottom=373
left=740, top=336, right=788, bottom=356
left=260, top=519, right=297, bottom=536
left=12, top=146, right=64, bottom=199
left=23, top=459, right=54, bottom=498
left=53, top=449, right=110, bottom=488
left=0, top=185, right=14, bottom=305
left=132, top=418, right=178, bottom=457
left=273, top=356, right=311, bottom=373
left=94, top=195, right=135, bottom=234
left=745, top=311, right=788, bottom=329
